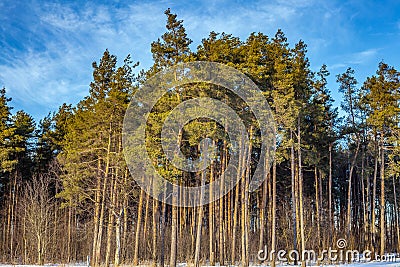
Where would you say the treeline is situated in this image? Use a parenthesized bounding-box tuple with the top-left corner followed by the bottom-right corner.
(1, 8, 400, 266)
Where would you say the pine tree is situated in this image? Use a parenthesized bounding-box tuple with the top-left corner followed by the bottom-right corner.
(57, 50, 136, 267)
(362, 62, 400, 256)
(337, 67, 361, 241)
(150, 9, 192, 267)
(0, 87, 15, 177)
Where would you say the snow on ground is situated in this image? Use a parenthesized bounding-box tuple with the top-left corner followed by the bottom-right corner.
(1, 261, 400, 267)
(0, 264, 88, 267)
(254, 262, 400, 267)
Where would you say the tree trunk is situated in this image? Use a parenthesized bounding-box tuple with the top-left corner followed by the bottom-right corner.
(361, 147, 369, 249)
(114, 208, 122, 267)
(160, 197, 167, 267)
(258, 156, 268, 262)
(271, 157, 277, 267)
(371, 139, 379, 255)
(170, 196, 178, 267)
(231, 179, 240, 265)
(95, 126, 113, 266)
(152, 198, 159, 266)
(219, 139, 226, 265)
(291, 131, 298, 265)
(122, 169, 129, 261)
(347, 140, 360, 239)
(194, 141, 208, 267)
(393, 175, 399, 252)
(133, 188, 144, 265)
(329, 143, 333, 247)
(298, 120, 306, 267)
(209, 162, 215, 265)
(241, 128, 252, 267)
(380, 141, 385, 257)
(105, 173, 116, 267)
(315, 166, 321, 251)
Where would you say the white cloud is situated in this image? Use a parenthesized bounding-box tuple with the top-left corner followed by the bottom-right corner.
(329, 63, 347, 70)
(348, 48, 379, 64)
(0, 1, 168, 118)
(0, 0, 377, 119)
(324, 48, 379, 74)
(0, 48, 88, 108)
(40, 4, 84, 31)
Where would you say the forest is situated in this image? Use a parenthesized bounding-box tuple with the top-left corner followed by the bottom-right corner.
(1, 8, 400, 267)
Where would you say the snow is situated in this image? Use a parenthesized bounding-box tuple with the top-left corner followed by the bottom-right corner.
(1, 261, 400, 267)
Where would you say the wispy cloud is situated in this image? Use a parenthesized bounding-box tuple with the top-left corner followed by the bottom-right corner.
(1, 0, 325, 119)
(329, 63, 347, 70)
(1, 0, 399, 119)
(348, 48, 379, 64)
(324, 48, 380, 73)
(0, 1, 167, 117)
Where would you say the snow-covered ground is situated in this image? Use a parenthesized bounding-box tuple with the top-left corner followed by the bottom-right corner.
(1, 262, 400, 267)
(0, 264, 88, 267)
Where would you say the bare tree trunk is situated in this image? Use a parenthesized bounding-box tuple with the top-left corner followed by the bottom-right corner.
(22, 174, 54, 266)
(122, 169, 129, 261)
(393, 175, 399, 252)
(380, 141, 385, 257)
(10, 172, 17, 262)
(365, 152, 370, 251)
(209, 162, 215, 265)
(194, 194, 204, 267)
(133, 188, 144, 265)
(143, 185, 151, 242)
(194, 141, 208, 267)
(219, 139, 226, 265)
(361, 147, 369, 250)
(152, 199, 159, 266)
(314, 167, 321, 251)
(169, 128, 183, 267)
(241, 128, 252, 267)
(271, 158, 277, 267)
(329, 143, 333, 247)
(92, 160, 102, 267)
(291, 131, 298, 265)
(67, 203, 72, 263)
(231, 180, 240, 265)
(298, 120, 306, 267)
(105, 171, 117, 267)
(231, 134, 244, 265)
(371, 140, 379, 256)
(96, 170, 108, 265)
(114, 209, 122, 267)
(170, 195, 178, 267)
(347, 141, 360, 240)
(160, 197, 167, 267)
(96, 128, 112, 266)
(258, 156, 269, 261)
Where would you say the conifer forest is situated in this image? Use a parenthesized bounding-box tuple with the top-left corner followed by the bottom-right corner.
(1, 8, 400, 267)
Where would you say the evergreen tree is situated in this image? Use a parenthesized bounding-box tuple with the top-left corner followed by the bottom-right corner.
(362, 62, 400, 256)
(337, 67, 361, 239)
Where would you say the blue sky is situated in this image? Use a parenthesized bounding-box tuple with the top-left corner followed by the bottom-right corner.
(1, 0, 399, 120)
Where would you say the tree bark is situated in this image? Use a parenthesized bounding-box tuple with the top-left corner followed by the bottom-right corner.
(298, 120, 306, 267)
(371, 139, 379, 255)
(393, 175, 399, 252)
(380, 141, 385, 257)
(133, 188, 144, 265)
(291, 131, 298, 265)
